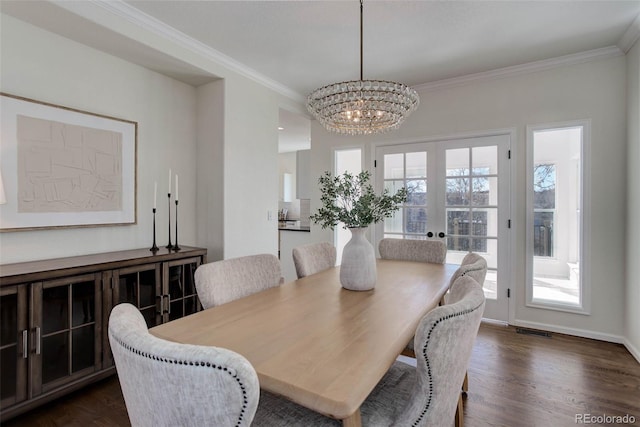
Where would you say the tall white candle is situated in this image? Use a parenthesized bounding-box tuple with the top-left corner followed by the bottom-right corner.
(175, 174, 179, 201)
(168, 169, 172, 194)
(154, 181, 157, 209)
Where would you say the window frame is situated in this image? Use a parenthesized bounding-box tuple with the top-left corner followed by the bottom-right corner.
(525, 120, 591, 315)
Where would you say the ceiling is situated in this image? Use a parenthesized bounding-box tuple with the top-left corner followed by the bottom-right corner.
(2, 1, 640, 152)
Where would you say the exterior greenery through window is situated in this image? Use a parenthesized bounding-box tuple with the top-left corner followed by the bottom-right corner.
(533, 164, 556, 257)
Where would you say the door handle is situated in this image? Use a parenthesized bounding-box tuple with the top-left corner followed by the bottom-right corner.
(22, 330, 28, 359)
(34, 327, 41, 355)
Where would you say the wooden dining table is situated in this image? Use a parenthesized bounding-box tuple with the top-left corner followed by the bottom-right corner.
(150, 259, 457, 427)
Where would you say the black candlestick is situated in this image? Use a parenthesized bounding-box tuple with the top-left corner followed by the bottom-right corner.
(166, 193, 173, 249)
(150, 208, 159, 252)
(174, 200, 181, 251)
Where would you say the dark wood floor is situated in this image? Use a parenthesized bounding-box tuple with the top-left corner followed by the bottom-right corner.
(4, 323, 639, 427)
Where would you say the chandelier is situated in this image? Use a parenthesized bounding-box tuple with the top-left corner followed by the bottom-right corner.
(307, 0, 419, 136)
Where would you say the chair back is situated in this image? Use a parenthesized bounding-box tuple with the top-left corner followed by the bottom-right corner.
(396, 276, 485, 427)
(108, 303, 259, 427)
(195, 254, 282, 308)
(292, 242, 337, 278)
(378, 238, 447, 264)
(450, 252, 488, 286)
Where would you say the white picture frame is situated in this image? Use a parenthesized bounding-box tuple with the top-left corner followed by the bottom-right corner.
(0, 93, 137, 231)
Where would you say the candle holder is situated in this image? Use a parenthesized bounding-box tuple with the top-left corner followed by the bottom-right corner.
(150, 208, 159, 252)
(174, 200, 181, 251)
(166, 193, 173, 249)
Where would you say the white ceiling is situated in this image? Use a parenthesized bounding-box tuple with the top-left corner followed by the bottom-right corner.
(3, 1, 640, 152)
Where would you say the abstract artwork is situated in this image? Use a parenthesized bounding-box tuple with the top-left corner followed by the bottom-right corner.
(1, 93, 137, 231)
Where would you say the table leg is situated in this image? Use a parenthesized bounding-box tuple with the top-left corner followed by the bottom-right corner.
(342, 409, 362, 427)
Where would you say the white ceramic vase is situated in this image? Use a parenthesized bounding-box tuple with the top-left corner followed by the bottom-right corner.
(339, 227, 377, 291)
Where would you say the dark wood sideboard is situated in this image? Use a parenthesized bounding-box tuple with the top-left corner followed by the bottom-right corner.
(0, 246, 207, 421)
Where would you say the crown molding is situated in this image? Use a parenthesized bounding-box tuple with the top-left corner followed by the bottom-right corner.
(56, 0, 305, 102)
(413, 46, 624, 93)
(618, 13, 640, 53)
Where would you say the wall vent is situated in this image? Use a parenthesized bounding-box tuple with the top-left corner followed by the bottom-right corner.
(516, 327, 552, 338)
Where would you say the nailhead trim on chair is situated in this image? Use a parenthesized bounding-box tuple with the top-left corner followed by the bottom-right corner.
(411, 300, 485, 427)
(113, 337, 250, 426)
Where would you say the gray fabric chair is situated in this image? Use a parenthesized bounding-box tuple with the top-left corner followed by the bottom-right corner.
(449, 252, 488, 288)
(292, 242, 337, 278)
(108, 303, 259, 427)
(194, 254, 282, 308)
(378, 238, 447, 264)
(253, 275, 485, 427)
(378, 238, 448, 358)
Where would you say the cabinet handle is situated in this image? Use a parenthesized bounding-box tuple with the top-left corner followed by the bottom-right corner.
(34, 327, 41, 355)
(165, 294, 171, 315)
(22, 330, 28, 359)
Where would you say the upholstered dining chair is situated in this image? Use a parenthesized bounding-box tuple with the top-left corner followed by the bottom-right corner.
(446, 252, 487, 402)
(378, 237, 447, 264)
(252, 275, 485, 427)
(194, 253, 282, 308)
(108, 303, 259, 427)
(378, 238, 448, 359)
(292, 242, 337, 278)
(449, 252, 488, 288)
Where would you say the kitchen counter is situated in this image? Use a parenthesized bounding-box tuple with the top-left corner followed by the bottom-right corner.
(278, 221, 310, 232)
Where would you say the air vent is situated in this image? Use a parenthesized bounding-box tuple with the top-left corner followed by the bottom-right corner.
(516, 327, 552, 338)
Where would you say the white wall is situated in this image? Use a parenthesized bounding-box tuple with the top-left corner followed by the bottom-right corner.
(310, 54, 628, 340)
(1, 10, 288, 265)
(221, 74, 280, 259)
(196, 80, 224, 261)
(0, 14, 198, 263)
(626, 38, 640, 360)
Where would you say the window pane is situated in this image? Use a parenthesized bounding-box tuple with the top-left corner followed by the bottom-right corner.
(447, 209, 469, 236)
(533, 212, 554, 257)
(384, 208, 403, 233)
(406, 152, 426, 178)
(405, 207, 427, 234)
(385, 180, 404, 196)
(474, 208, 498, 237)
(406, 180, 427, 206)
(384, 153, 404, 179)
(533, 164, 556, 209)
(472, 146, 497, 175)
(446, 148, 469, 176)
(530, 127, 582, 307)
(471, 177, 497, 206)
(446, 178, 469, 206)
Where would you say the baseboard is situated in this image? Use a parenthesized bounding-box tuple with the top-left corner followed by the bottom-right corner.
(623, 338, 640, 364)
(510, 319, 625, 344)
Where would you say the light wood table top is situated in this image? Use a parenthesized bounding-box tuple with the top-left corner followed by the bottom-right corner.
(150, 259, 457, 426)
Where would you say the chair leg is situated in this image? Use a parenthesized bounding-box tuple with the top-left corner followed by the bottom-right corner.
(455, 394, 464, 427)
(462, 371, 468, 393)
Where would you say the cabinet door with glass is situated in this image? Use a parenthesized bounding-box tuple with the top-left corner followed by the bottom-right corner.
(0, 286, 28, 410)
(163, 257, 202, 322)
(30, 274, 102, 397)
(111, 264, 162, 328)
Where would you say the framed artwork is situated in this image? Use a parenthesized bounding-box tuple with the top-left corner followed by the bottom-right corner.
(0, 93, 137, 231)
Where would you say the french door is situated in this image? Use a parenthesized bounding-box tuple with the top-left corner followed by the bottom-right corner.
(374, 134, 511, 321)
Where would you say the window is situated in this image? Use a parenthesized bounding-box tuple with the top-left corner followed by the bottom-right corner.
(533, 164, 556, 257)
(527, 123, 588, 312)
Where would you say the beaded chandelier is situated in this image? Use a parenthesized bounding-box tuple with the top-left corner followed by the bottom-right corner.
(307, 0, 419, 136)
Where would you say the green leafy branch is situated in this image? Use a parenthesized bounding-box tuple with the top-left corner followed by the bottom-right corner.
(309, 170, 408, 230)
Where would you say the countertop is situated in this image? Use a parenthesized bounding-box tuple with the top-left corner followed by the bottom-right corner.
(278, 221, 310, 232)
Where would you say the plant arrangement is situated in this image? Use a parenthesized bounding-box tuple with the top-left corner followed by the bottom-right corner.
(309, 170, 408, 230)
